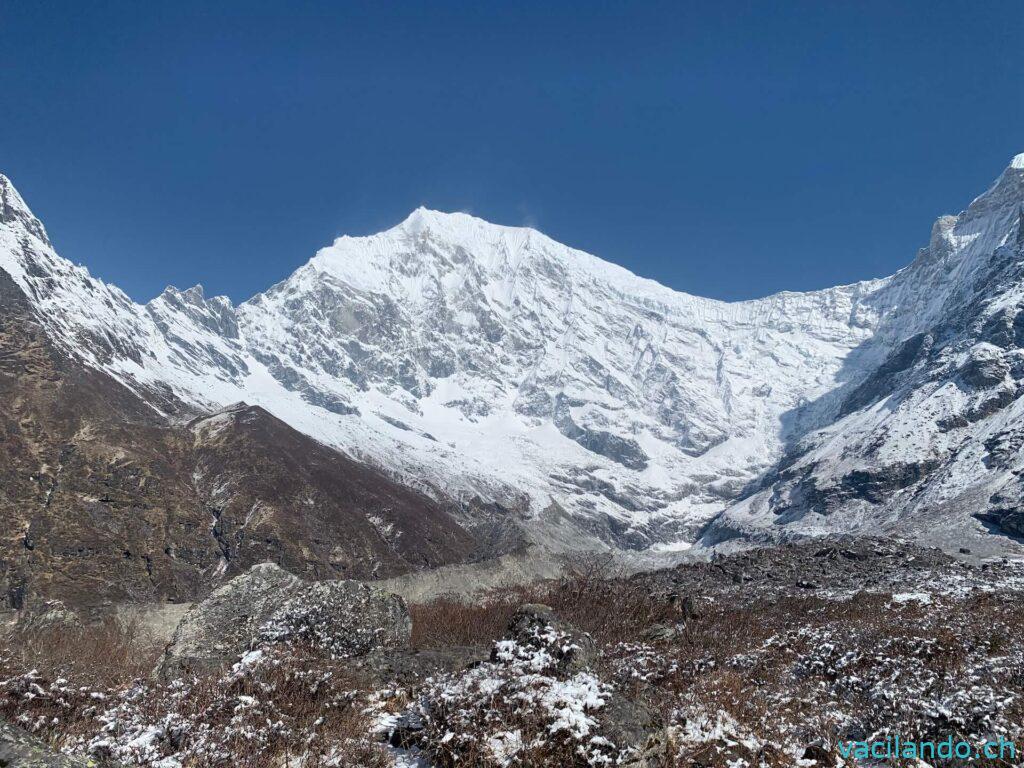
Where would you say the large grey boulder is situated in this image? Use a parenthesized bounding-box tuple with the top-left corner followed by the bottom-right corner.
(156, 562, 411, 679)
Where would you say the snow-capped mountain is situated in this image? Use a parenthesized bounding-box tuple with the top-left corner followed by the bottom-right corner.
(2, 155, 1024, 554)
(704, 156, 1024, 553)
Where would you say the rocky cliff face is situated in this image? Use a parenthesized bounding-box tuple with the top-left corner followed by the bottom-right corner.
(3, 156, 1024, 560)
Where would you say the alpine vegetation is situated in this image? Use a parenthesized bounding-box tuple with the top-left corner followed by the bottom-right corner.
(2, 541, 1022, 766)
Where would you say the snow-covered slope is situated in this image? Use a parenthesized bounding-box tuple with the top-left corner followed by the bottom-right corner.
(703, 156, 1024, 554)
(3, 156, 1023, 552)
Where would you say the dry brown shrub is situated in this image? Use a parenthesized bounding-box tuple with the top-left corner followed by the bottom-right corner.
(2, 616, 162, 688)
(410, 559, 680, 650)
(0, 642, 391, 768)
(151, 651, 390, 767)
(409, 593, 520, 648)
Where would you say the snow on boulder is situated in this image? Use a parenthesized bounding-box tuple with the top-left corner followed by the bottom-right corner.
(155, 562, 411, 679)
(391, 603, 665, 766)
(499, 603, 599, 674)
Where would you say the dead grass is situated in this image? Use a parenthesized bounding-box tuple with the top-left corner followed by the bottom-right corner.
(2, 616, 162, 688)
(411, 554, 679, 649)
(410, 594, 519, 648)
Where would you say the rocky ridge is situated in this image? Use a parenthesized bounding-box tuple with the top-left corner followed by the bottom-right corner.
(0, 259, 485, 614)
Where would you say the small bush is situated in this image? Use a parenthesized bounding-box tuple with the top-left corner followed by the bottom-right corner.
(410, 559, 679, 650)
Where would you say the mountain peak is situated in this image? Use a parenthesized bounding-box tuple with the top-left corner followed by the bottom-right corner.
(4, 159, 1024, 556)
(390, 206, 521, 238)
(0, 173, 50, 246)
(157, 284, 208, 303)
(986, 152, 1024, 197)
(395, 205, 443, 235)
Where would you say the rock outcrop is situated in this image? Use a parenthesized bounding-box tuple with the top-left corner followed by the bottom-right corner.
(500, 603, 598, 673)
(156, 563, 411, 679)
(391, 601, 666, 765)
(0, 721, 105, 768)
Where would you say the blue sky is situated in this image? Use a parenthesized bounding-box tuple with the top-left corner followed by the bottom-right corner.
(1, 1, 1022, 303)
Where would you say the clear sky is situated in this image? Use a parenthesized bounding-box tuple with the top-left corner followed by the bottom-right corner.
(2, 1, 1022, 303)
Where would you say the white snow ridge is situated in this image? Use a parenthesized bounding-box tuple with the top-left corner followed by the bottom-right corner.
(2, 155, 1024, 555)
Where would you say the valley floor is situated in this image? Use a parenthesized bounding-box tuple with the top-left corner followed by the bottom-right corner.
(2, 537, 1022, 767)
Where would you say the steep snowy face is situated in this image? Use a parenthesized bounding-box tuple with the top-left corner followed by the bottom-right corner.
(704, 157, 1024, 554)
(235, 208, 888, 544)
(872, 156, 1024, 341)
(2, 156, 1023, 552)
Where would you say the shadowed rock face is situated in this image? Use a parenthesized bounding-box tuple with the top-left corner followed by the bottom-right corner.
(0, 268, 484, 615)
(0, 721, 101, 767)
(552, 394, 649, 471)
(977, 482, 1024, 539)
(838, 332, 932, 417)
(186, 401, 483, 580)
(0, 267, 206, 613)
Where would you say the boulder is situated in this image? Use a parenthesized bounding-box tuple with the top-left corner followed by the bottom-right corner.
(600, 697, 664, 765)
(802, 744, 836, 767)
(499, 603, 598, 673)
(12, 599, 81, 634)
(641, 623, 678, 643)
(258, 579, 412, 658)
(617, 730, 674, 768)
(156, 562, 410, 679)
